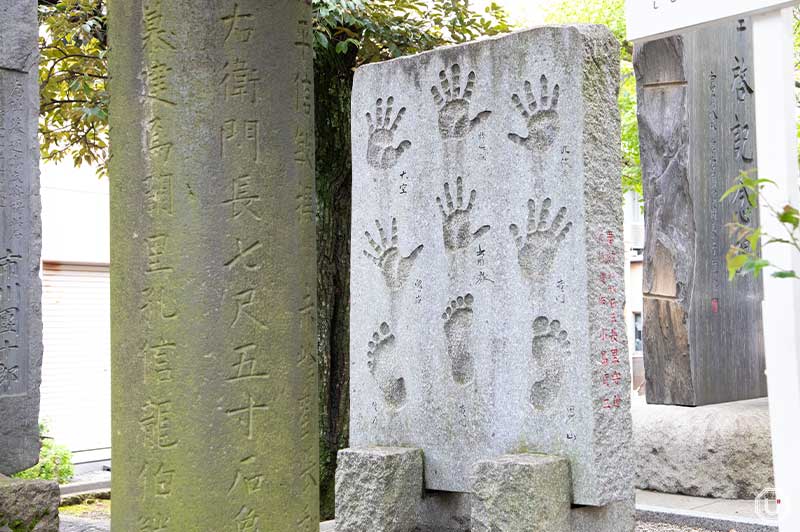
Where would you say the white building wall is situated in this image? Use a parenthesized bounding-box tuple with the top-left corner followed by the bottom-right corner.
(39, 161, 111, 463)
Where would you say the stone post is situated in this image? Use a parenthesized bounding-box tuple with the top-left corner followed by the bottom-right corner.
(635, 18, 767, 406)
(0, 0, 43, 476)
(109, 1, 318, 529)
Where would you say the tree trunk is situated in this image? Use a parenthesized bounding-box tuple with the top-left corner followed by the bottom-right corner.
(315, 51, 356, 520)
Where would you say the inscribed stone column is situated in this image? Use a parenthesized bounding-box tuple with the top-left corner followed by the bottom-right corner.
(635, 18, 767, 406)
(109, 1, 318, 529)
(0, 0, 44, 475)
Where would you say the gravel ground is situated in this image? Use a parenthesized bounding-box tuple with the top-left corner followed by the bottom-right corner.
(635, 524, 725, 532)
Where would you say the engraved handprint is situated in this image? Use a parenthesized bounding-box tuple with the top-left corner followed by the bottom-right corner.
(363, 218, 424, 291)
(431, 64, 492, 140)
(366, 97, 412, 170)
(508, 75, 561, 155)
(436, 177, 491, 252)
(510, 198, 572, 281)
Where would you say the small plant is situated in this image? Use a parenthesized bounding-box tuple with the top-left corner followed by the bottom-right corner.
(723, 173, 799, 280)
(12, 423, 74, 485)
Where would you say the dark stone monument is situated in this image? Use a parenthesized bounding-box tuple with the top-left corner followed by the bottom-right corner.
(109, 0, 318, 528)
(635, 17, 767, 406)
(0, 0, 44, 475)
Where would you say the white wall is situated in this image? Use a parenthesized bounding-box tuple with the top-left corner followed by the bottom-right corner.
(40, 161, 109, 264)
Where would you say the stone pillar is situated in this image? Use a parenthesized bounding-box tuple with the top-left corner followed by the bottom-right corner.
(0, 0, 43, 476)
(635, 18, 767, 406)
(335, 447, 423, 532)
(109, 1, 318, 529)
(471, 454, 571, 532)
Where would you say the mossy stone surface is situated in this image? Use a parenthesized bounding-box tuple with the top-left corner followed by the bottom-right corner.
(0, 476, 59, 532)
(109, 1, 318, 528)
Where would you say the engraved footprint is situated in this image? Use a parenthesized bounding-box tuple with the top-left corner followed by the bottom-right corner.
(366, 97, 412, 169)
(367, 323, 407, 409)
(431, 64, 492, 139)
(436, 177, 491, 252)
(508, 75, 561, 155)
(363, 218, 424, 291)
(442, 294, 475, 385)
(529, 317, 570, 411)
(510, 198, 572, 282)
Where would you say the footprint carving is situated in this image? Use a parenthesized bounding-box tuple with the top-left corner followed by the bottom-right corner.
(366, 97, 411, 169)
(363, 218, 424, 291)
(529, 317, 569, 411)
(431, 64, 492, 139)
(367, 323, 407, 409)
(436, 177, 491, 252)
(510, 198, 572, 281)
(442, 294, 475, 385)
(508, 75, 561, 155)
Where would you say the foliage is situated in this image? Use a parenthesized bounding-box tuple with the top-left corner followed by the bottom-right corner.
(313, 0, 511, 65)
(12, 424, 74, 485)
(544, 0, 641, 196)
(723, 174, 799, 280)
(38, 0, 108, 175)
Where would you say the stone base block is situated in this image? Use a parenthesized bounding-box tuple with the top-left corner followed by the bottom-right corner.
(571, 498, 635, 532)
(0, 475, 59, 532)
(634, 397, 773, 498)
(470, 454, 572, 532)
(335, 447, 423, 532)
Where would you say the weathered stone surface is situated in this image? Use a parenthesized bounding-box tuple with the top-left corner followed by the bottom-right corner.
(0, 0, 43, 476)
(0, 476, 59, 532)
(633, 397, 773, 499)
(109, 1, 318, 528)
(635, 18, 766, 406)
(571, 498, 635, 532)
(471, 454, 571, 532)
(335, 447, 423, 532)
(0, 1, 37, 72)
(350, 25, 632, 506)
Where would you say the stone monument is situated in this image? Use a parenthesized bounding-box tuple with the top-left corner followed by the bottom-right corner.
(0, 2, 61, 530)
(635, 18, 767, 406)
(340, 25, 634, 531)
(0, 0, 43, 477)
(109, 1, 318, 529)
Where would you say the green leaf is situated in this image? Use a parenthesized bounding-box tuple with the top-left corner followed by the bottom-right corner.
(773, 270, 798, 279)
(726, 253, 749, 280)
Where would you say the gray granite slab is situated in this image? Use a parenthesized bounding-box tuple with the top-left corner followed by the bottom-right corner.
(350, 25, 632, 506)
(0, 0, 43, 475)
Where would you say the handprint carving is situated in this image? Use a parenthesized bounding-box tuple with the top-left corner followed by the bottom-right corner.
(436, 177, 491, 252)
(363, 218, 424, 291)
(366, 97, 412, 170)
(509, 198, 572, 281)
(431, 64, 492, 139)
(508, 75, 561, 155)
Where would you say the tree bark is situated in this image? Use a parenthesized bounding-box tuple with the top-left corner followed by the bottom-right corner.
(315, 50, 357, 520)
